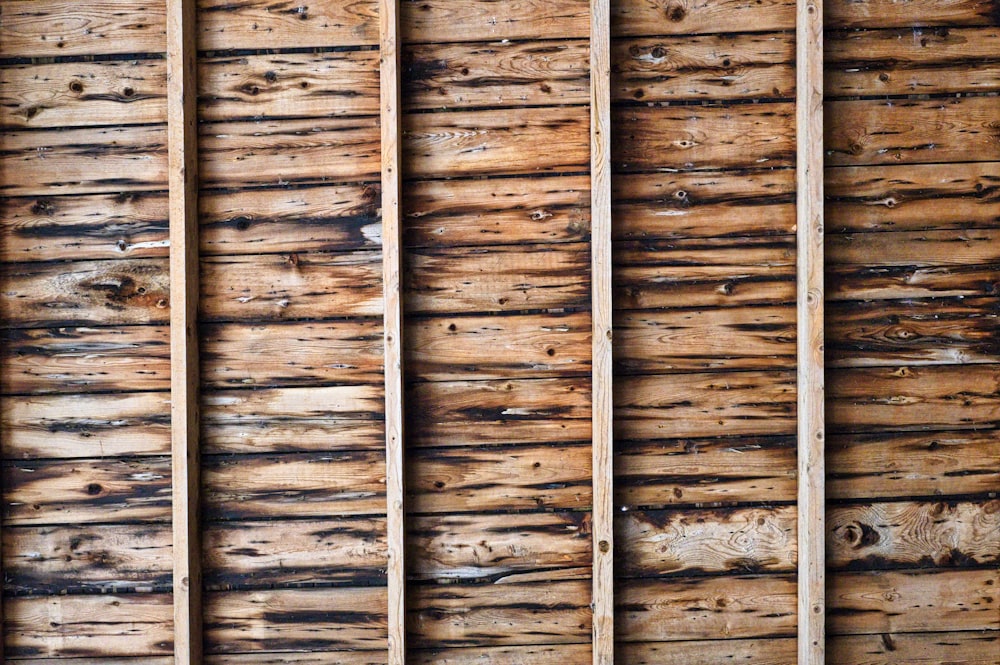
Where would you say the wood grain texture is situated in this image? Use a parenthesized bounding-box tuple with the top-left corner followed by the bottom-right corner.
(197, 0, 378, 50)
(825, 0, 1000, 28)
(611, 0, 795, 36)
(0, 60, 166, 129)
(617, 638, 796, 665)
(207, 654, 388, 665)
(400, 0, 589, 43)
(827, 228, 1000, 267)
(410, 645, 592, 665)
(827, 630, 1000, 665)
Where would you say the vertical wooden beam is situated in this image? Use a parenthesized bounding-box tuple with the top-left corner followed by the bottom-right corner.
(797, 0, 825, 662)
(380, 0, 406, 663)
(590, 0, 613, 663)
(167, 0, 202, 662)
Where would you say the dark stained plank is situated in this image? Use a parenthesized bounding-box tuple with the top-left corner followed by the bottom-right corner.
(825, 0, 1000, 29)
(611, 0, 795, 37)
(400, 0, 589, 44)
(197, 0, 378, 50)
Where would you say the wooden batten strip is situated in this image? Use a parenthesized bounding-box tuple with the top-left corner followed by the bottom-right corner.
(167, 0, 202, 663)
(796, 0, 826, 663)
(590, 0, 614, 663)
(380, 0, 406, 663)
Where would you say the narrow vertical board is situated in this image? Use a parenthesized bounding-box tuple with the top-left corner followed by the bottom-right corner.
(591, 0, 613, 663)
(797, 0, 825, 663)
(380, 1, 406, 663)
(167, 0, 202, 662)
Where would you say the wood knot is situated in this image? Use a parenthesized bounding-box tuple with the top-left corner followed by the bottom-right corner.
(666, 4, 686, 21)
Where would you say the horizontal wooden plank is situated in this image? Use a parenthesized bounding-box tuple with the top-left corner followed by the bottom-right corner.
(200, 250, 382, 322)
(2, 325, 170, 395)
(201, 385, 383, 454)
(400, 0, 589, 43)
(617, 638, 796, 665)
(2, 391, 170, 459)
(407, 443, 592, 513)
(0, 191, 169, 263)
(828, 364, 1000, 432)
(828, 228, 1000, 267)
(407, 511, 590, 582)
(403, 175, 590, 248)
(614, 103, 796, 172)
(616, 370, 797, 441)
(828, 568, 999, 635)
(612, 169, 796, 239)
(200, 117, 380, 188)
(825, 161, 1000, 234)
(4, 594, 173, 658)
(203, 517, 387, 589)
(0, 60, 166, 129)
(615, 436, 798, 507)
(207, 655, 388, 665)
(406, 311, 590, 382)
(203, 451, 385, 520)
(828, 630, 1000, 665)
(826, 0, 999, 28)
(1, 258, 170, 329)
(826, 27, 1000, 96)
(617, 574, 797, 642)
(611, 0, 795, 37)
(410, 645, 592, 665)
(3, 456, 171, 525)
(408, 580, 591, 647)
(405, 40, 589, 110)
(612, 33, 794, 103)
(199, 51, 380, 121)
(827, 297, 1000, 367)
(0, 0, 166, 58)
(197, 0, 378, 50)
(406, 242, 590, 315)
(204, 587, 387, 653)
(0, 125, 167, 197)
(201, 319, 383, 389)
(407, 377, 591, 447)
(13, 658, 174, 665)
(827, 264, 1000, 302)
(618, 506, 796, 577)
(828, 500, 1000, 571)
(828, 429, 1000, 500)
(615, 305, 796, 374)
(826, 96, 1000, 167)
(405, 106, 589, 178)
(3, 523, 171, 594)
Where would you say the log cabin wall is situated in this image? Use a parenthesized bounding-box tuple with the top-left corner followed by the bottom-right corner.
(0, 0, 997, 664)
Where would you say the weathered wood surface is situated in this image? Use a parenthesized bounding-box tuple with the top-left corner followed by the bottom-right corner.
(404, 106, 589, 178)
(202, 451, 386, 519)
(0, 126, 167, 197)
(0, 0, 167, 57)
(615, 436, 798, 507)
(825, 161, 1000, 234)
(826, 96, 1000, 168)
(199, 51, 380, 121)
(203, 517, 387, 588)
(617, 574, 797, 641)
(204, 587, 387, 653)
(615, 306, 796, 373)
(1, 325, 170, 395)
(827, 500, 1000, 570)
(406, 312, 590, 382)
(15, 659, 175, 665)
(828, 228, 1000, 268)
(407, 378, 591, 447)
(197, 0, 378, 50)
(613, 103, 796, 172)
(617, 506, 797, 577)
(827, 364, 1000, 432)
(3, 456, 172, 525)
(4, 594, 173, 658)
(826, 0, 1000, 28)
(209, 655, 388, 665)
(200, 251, 382, 322)
(404, 40, 590, 110)
(618, 638, 796, 665)
(3, 523, 171, 594)
(407, 443, 592, 513)
(828, 630, 1000, 665)
(612, 170, 796, 239)
(612, 33, 794, 102)
(828, 429, 1000, 500)
(826, 27, 1000, 96)
(411, 645, 592, 665)
(201, 319, 383, 389)
(827, 568, 999, 635)
(0, 61, 167, 129)
(611, 0, 795, 36)
(827, 297, 1000, 367)
(615, 370, 797, 440)
(2, 391, 170, 459)
(400, 0, 589, 43)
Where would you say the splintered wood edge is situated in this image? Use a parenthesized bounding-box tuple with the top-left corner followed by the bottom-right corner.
(381, 0, 407, 663)
(168, 0, 203, 662)
(797, 0, 826, 663)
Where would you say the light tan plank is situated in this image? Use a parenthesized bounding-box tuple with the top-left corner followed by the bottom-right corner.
(828, 630, 999, 665)
(197, 0, 378, 50)
(611, 0, 795, 36)
(401, 0, 589, 43)
(826, 0, 999, 28)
